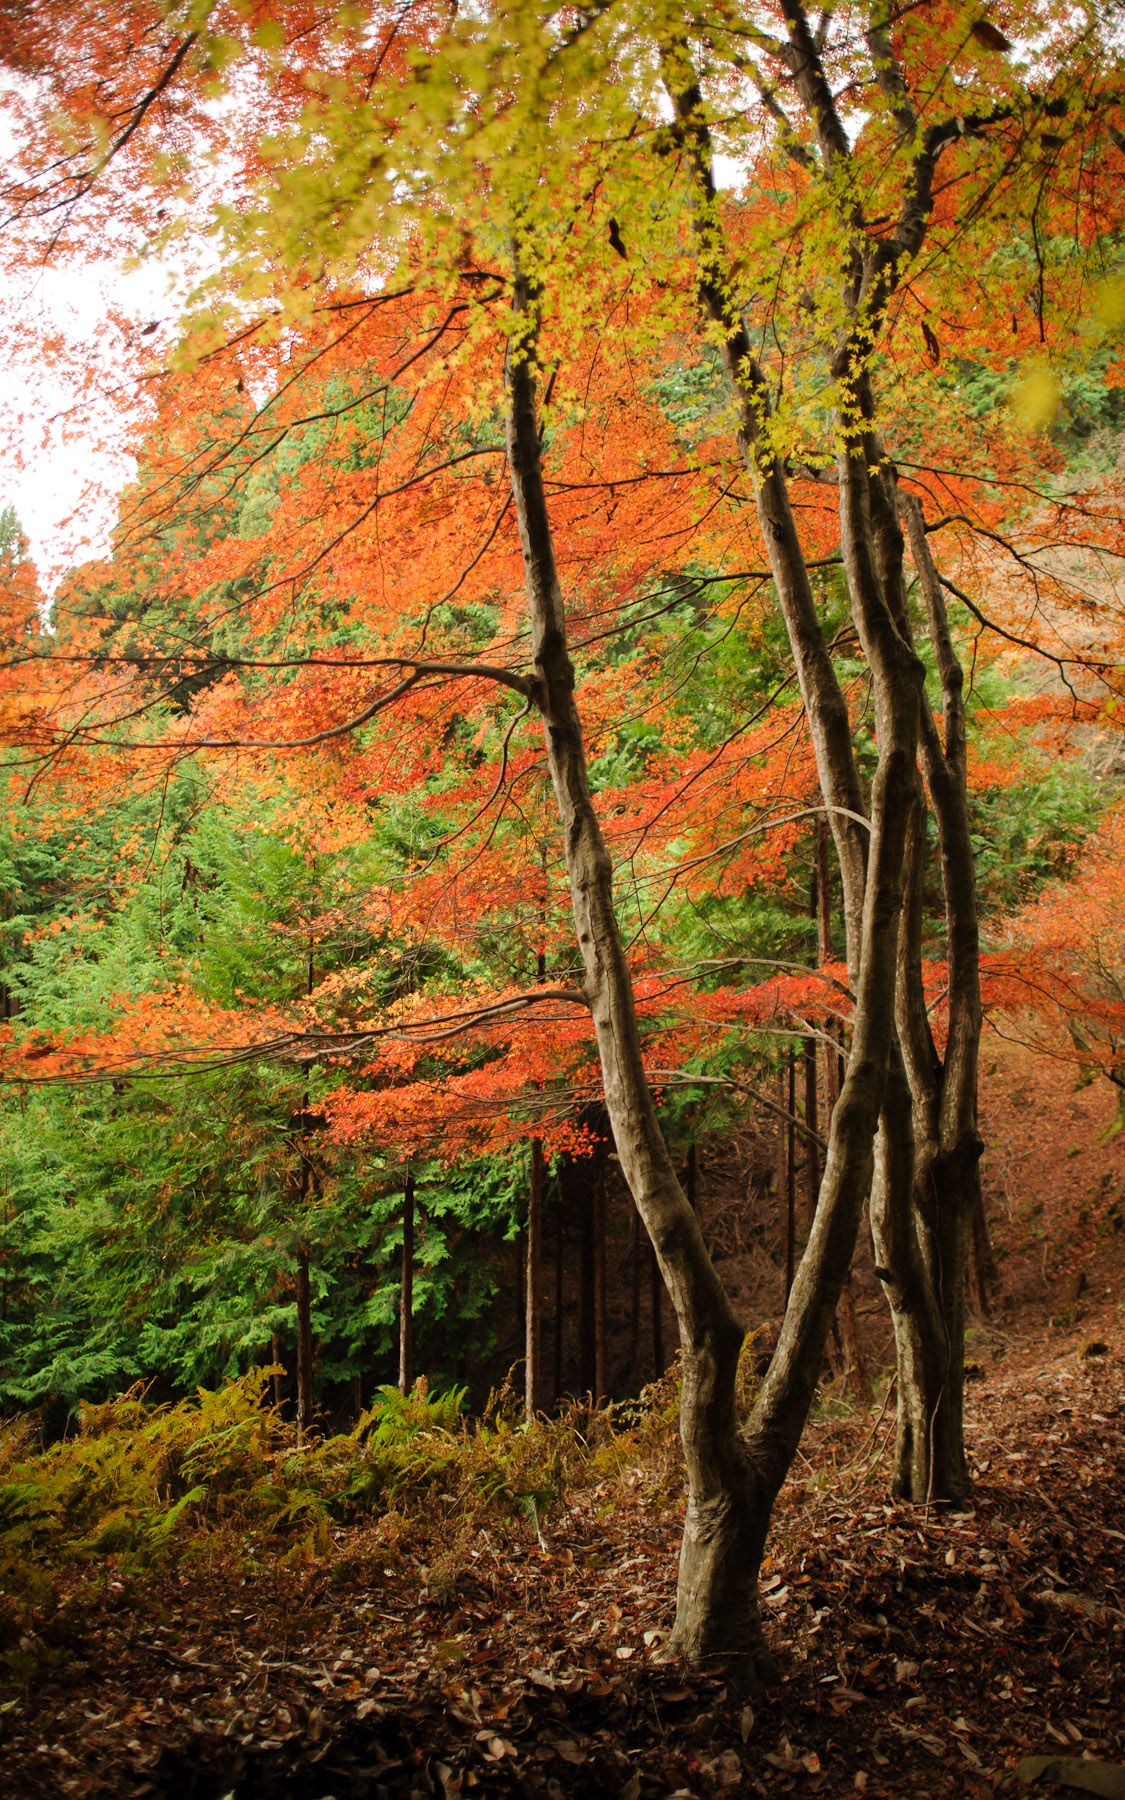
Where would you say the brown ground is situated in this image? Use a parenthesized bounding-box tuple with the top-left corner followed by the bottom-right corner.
(3, 1036, 1122, 1799)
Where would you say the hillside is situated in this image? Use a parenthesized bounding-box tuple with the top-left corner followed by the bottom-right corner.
(2, 1036, 1120, 1799)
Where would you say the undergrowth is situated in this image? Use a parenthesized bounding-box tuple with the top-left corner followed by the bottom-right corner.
(0, 1364, 702, 1680)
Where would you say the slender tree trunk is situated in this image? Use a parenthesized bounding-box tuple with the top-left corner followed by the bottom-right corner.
(554, 1188, 565, 1402)
(628, 1209, 641, 1386)
(526, 1137, 544, 1418)
(295, 1242, 314, 1439)
(816, 820, 870, 1398)
(398, 1170, 414, 1397)
(505, 278, 767, 1679)
(970, 1190, 997, 1316)
(270, 1333, 284, 1413)
(803, 1039, 819, 1235)
(649, 1241, 666, 1378)
(575, 1162, 597, 1395)
(593, 1162, 608, 1403)
(784, 1047, 797, 1302)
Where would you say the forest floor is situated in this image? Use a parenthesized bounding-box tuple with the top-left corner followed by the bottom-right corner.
(2, 1310, 1121, 1798)
(3, 1036, 1124, 1800)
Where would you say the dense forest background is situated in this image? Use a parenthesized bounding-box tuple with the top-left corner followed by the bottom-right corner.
(0, 313, 1119, 1431)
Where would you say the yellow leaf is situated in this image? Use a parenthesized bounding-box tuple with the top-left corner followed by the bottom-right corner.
(1010, 365, 1060, 432)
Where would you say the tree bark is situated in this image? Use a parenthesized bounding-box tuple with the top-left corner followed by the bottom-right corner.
(628, 1208, 641, 1386)
(553, 1185, 565, 1401)
(650, 1240, 666, 1379)
(802, 1038, 819, 1236)
(398, 1170, 414, 1397)
(663, 36, 981, 1503)
(874, 497, 983, 1502)
(295, 1242, 314, 1439)
(593, 1160, 608, 1403)
(816, 820, 870, 1400)
(505, 218, 928, 1676)
(575, 1159, 596, 1395)
(505, 272, 769, 1681)
(783, 1049, 797, 1301)
(969, 1190, 997, 1316)
(526, 1137, 544, 1418)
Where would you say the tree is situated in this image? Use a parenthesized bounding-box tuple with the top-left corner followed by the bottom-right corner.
(1, 0, 1121, 1689)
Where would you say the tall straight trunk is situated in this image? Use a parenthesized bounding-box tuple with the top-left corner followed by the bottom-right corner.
(650, 1240, 666, 1378)
(593, 1162, 608, 1403)
(816, 821, 869, 1398)
(505, 257, 920, 1684)
(576, 1162, 596, 1395)
(802, 1040, 819, 1235)
(294, 939, 317, 1440)
(628, 1209, 642, 1385)
(295, 1242, 314, 1439)
(526, 1137, 544, 1418)
(685, 1140, 699, 1215)
(526, 907, 548, 1417)
(781, 1051, 797, 1300)
(553, 1191, 565, 1401)
(970, 1191, 997, 1316)
(398, 1170, 414, 1397)
(270, 1332, 284, 1413)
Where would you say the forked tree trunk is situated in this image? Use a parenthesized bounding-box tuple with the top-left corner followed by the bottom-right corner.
(869, 495, 983, 1502)
(662, 24, 986, 1507)
(525, 1138, 544, 1418)
(398, 1170, 414, 1397)
(505, 260, 921, 1684)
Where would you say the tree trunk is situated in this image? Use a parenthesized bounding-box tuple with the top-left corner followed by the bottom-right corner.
(505, 275, 770, 1681)
(270, 1332, 284, 1413)
(661, 24, 982, 1516)
(628, 1208, 641, 1386)
(802, 1037, 819, 1236)
(593, 1161, 608, 1403)
(554, 1186, 565, 1401)
(650, 1240, 666, 1379)
(575, 1160, 596, 1395)
(506, 235, 924, 1678)
(526, 1137, 544, 1418)
(398, 1170, 414, 1397)
(969, 1189, 997, 1316)
(295, 1242, 314, 1439)
(879, 497, 983, 1502)
(816, 820, 870, 1399)
(784, 1047, 797, 1302)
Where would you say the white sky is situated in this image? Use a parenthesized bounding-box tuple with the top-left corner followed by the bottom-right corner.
(0, 251, 183, 584)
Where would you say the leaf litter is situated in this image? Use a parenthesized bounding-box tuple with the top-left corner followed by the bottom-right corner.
(0, 1326, 1120, 1798)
